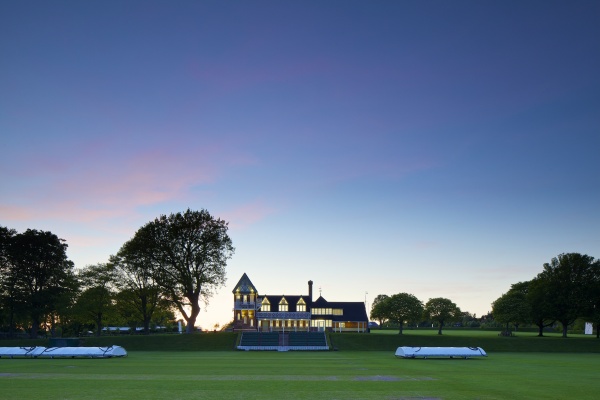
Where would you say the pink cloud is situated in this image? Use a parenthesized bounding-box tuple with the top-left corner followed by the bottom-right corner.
(1, 135, 258, 226)
(0, 204, 35, 221)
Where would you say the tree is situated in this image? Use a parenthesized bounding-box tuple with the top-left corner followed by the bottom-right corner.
(387, 293, 424, 334)
(74, 263, 119, 336)
(492, 291, 530, 334)
(517, 279, 555, 337)
(122, 209, 234, 334)
(424, 297, 462, 335)
(582, 265, 600, 339)
(5, 229, 75, 338)
(537, 253, 599, 338)
(370, 294, 390, 328)
(0, 226, 18, 336)
(112, 249, 163, 334)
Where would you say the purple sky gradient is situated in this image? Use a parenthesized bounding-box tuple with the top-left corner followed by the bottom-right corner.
(1, 1, 599, 328)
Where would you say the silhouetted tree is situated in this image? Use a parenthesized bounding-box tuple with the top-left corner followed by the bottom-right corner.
(111, 249, 163, 334)
(3, 229, 75, 338)
(74, 263, 119, 336)
(537, 253, 600, 338)
(492, 290, 530, 334)
(122, 209, 234, 334)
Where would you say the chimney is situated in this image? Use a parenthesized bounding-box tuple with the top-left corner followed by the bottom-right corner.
(308, 280, 313, 304)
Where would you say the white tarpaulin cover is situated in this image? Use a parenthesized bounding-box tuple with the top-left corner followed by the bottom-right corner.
(0, 346, 127, 358)
(395, 346, 487, 359)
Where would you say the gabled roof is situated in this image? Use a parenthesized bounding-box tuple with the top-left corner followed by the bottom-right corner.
(261, 295, 307, 312)
(232, 273, 258, 294)
(312, 296, 368, 322)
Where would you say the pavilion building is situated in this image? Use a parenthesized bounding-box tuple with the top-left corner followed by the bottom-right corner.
(232, 273, 369, 332)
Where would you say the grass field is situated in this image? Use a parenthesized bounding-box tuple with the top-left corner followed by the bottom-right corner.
(2, 330, 600, 399)
(1, 351, 599, 399)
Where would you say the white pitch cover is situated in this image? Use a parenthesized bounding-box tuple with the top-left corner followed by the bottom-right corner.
(0, 346, 127, 358)
(395, 346, 487, 358)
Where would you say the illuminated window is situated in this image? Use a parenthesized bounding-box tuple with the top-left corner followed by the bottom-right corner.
(279, 297, 288, 312)
(261, 298, 270, 312)
(297, 298, 306, 312)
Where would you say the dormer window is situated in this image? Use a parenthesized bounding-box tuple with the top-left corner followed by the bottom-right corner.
(279, 297, 288, 312)
(297, 298, 306, 312)
(261, 297, 271, 312)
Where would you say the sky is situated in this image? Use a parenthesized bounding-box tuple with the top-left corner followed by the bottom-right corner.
(1, 0, 599, 329)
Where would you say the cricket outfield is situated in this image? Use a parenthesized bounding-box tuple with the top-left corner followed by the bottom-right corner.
(1, 350, 598, 399)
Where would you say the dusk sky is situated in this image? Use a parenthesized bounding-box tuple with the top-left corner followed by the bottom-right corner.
(1, 1, 599, 329)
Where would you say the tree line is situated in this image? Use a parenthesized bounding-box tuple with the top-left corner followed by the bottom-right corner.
(370, 252, 600, 338)
(491, 253, 600, 338)
(0, 209, 234, 338)
(370, 293, 462, 335)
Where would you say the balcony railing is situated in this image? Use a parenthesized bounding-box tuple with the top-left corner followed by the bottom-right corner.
(256, 311, 311, 320)
(234, 301, 259, 310)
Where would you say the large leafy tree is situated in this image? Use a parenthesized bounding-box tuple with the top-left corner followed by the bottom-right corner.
(423, 297, 462, 335)
(516, 279, 555, 337)
(387, 293, 424, 334)
(123, 209, 234, 334)
(111, 249, 163, 334)
(537, 253, 600, 338)
(369, 294, 390, 328)
(0, 226, 19, 335)
(4, 229, 75, 338)
(492, 290, 530, 334)
(74, 263, 119, 336)
(114, 289, 176, 331)
(582, 265, 600, 339)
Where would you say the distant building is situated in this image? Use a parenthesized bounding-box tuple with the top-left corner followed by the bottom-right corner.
(232, 273, 369, 332)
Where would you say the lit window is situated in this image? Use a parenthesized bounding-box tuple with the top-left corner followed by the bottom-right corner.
(279, 297, 288, 312)
(261, 298, 270, 312)
(297, 298, 306, 312)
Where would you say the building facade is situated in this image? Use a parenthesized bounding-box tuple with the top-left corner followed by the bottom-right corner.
(232, 273, 369, 332)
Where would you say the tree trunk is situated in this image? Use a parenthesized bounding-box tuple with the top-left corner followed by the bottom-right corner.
(95, 313, 103, 337)
(143, 315, 151, 334)
(184, 295, 201, 334)
(141, 295, 151, 334)
(561, 321, 568, 338)
(536, 323, 544, 337)
(438, 321, 443, 335)
(398, 321, 404, 335)
(29, 316, 40, 339)
(8, 300, 15, 339)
